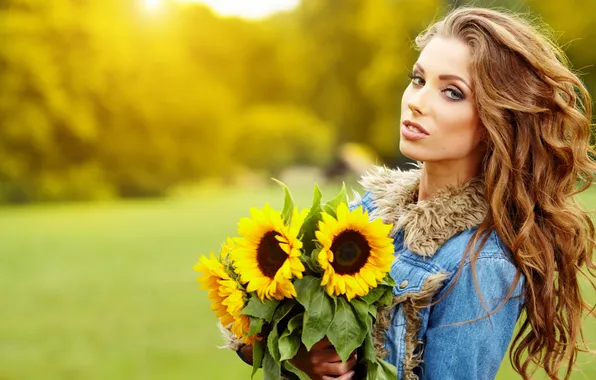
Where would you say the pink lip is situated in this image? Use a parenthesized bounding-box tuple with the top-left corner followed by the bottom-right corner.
(401, 120, 429, 140)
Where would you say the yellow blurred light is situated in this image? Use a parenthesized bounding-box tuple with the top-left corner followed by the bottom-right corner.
(176, 0, 300, 19)
(144, 0, 163, 12)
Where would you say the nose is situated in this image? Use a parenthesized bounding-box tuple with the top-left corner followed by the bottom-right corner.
(407, 87, 428, 115)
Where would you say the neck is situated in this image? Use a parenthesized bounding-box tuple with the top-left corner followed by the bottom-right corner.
(418, 160, 481, 201)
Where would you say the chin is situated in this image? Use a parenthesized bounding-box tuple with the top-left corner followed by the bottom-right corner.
(399, 140, 427, 162)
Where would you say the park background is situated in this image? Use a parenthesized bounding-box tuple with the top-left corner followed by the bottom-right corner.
(1, 0, 595, 378)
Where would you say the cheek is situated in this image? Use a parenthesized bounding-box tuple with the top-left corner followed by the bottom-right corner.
(440, 106, 482, 147)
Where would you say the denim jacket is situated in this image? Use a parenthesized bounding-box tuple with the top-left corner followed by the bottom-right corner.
(358, 166, 525, 380)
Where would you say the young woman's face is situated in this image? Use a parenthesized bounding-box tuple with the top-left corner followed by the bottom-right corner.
(399, 36, 484, 166)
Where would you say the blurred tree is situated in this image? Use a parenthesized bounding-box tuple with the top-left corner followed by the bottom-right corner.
(524, 0, 596, 101)
(0, 0, 108, 201)
(0, 1, 242, 200)
(92, 5, 240, 197)
(232, 104, 335, 177)
(290, 0, 376, 148)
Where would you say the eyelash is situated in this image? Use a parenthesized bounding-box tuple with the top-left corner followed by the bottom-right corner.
(407, 72, 465, 101)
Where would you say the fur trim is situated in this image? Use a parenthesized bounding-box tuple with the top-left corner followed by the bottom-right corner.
(218, 322, 244, 351)
(360, 166, 488, 257)
(372, 271, 450, 380)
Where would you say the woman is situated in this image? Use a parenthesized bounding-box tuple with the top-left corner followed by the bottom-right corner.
(228, 7, 596, 380)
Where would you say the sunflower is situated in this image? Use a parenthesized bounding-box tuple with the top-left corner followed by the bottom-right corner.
(231, 204, 306, 301)
(231, 314, 258, 345)
(315, 203, 394, 301)
(194, 253, 246, 328)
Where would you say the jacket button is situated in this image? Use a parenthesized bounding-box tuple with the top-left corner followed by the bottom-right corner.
(399, 280, 409, 289)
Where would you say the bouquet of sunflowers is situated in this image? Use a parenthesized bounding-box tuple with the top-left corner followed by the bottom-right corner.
(194, 182, 398, 379)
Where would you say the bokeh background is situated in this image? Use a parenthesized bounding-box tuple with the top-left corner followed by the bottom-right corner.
(1, 0, 595, 379)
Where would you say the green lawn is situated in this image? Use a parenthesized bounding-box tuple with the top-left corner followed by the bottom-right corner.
(1, 184, 595, 380)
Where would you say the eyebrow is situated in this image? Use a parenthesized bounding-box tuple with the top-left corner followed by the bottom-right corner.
(414, 63, 471, 90)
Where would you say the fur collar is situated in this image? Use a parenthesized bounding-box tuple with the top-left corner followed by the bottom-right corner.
(359, 165, 488, 257)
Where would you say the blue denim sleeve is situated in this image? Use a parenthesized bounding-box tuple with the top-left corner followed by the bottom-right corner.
(419, 256, 524, 380)
(350, 191, 375, 213)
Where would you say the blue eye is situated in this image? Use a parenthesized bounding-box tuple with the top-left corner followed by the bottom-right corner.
(408, 72, 466, 101)
(444, 87, 465, 101)
(408, 72, 425, 86)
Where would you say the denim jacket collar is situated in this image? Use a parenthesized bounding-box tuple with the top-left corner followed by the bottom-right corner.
(359, 165, 488, 257)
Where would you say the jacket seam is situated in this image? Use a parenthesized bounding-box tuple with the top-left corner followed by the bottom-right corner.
(433, 255, 519, 301)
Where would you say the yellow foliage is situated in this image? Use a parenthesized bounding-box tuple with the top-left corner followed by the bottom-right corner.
(0, 0, 593, 202)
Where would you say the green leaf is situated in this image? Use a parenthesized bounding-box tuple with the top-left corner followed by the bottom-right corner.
(272, 178, 294, 226)
(263, 349, 281, 380)
(376, 358, 398, 380)
(271, 299, 298, 323)
(380, 274, 397, 287)
(279, 328, 301, 361)
(267, 300, 297, 362)
(359, 286, 386, 305)
(284, 313, 304, 335)
(301, 253, 320, 274)
(294, 276, 335, 350)
(304, 248, 323, 273)
(240, 297, 280, 323)
(294, 276, 320, 307)
(351, 298, 373, 331)
(322, 182, 347, 217)
(278, 314, 303, 360)
(299, 185, 324, 254)
(366, 361, 379, 380)
(327, 297, 367, 362)
(283, 361, 311, 380)
(362, 332, 377, 364)
(251, 341, 264, 380)
(308, 184, 323, 213)
(378, 287, 394, 307)
(267, 321, 281, 362)
(368, 303, 377, 319)
(249, 317, 264, 336)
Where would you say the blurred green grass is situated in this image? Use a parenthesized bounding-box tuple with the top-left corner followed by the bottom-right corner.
(1, 184, 595, 380)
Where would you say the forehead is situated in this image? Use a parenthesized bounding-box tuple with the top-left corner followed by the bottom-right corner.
(417, 36, 472, 79)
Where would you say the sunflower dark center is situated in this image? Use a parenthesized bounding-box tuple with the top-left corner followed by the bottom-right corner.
(330, 229, 371, 275)
(257, 231, 287, 278)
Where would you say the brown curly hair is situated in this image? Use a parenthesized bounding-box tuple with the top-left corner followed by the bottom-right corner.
(415, 7, 596, 379)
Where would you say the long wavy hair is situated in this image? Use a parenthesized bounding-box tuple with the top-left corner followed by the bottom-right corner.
(415, 7, 596, 379)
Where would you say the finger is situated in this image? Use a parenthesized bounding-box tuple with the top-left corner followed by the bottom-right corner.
(317, 349, 341, 363)
(322, 370, 354, 380)
(346, 351, 358, 369)
(319, 348, 357, 365)
(328, 349, 358, 363)
(318, 354, 358, 376)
